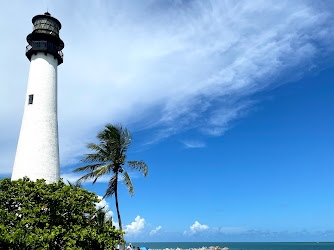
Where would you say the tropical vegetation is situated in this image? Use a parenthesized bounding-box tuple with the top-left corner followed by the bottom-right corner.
(0, 177, 123, 249)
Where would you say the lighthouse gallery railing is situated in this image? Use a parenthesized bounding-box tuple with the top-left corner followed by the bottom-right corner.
(26, 41, 63, 61)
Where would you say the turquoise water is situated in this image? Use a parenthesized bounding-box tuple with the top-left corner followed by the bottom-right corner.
(132, 242, 334, 250)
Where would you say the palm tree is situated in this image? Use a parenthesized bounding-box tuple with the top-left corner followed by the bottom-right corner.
(66, 180, 82, 189)
(91, 206, 112, 232)
(73, 124, 148, 242)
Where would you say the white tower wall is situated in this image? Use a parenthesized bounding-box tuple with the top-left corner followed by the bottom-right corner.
(12, 52, 60, 183)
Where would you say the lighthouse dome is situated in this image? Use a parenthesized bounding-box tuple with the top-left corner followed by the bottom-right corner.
(25, 12, 64, 65)
(32, 12, 61, 37)
(27, 12, 64, 50)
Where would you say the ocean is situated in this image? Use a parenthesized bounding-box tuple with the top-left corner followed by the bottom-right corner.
(132, 242, 334, 250)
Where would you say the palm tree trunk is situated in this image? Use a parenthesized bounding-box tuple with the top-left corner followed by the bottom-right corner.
(115, 173, 125, 250)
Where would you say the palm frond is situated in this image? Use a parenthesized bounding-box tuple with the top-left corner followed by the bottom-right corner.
(127, 160, 148, 177)
(120, 127, 132, 153)
(90, 206, 112, 230)
(93, 163, 113, 176)
(77, 163, 113, 185)
(81, 154, 103, 163)
(72, 163, 102, 173)
(92, 177, 99, 185)
(103, 175, 117, 199)
(89, 205, 104, 221)
(99, 124, 132, 155)
(122, 170, 134, 197)
(86, 142, 104, 151)
(96, 125, 125, 162)
(81, 163, 112, 184)
(76, 171, 98, 184)
(67, 180, 82, 188)
(97, 208, 111, 224)
(79, 142, 110, 164)
(98, 124, 121, 143)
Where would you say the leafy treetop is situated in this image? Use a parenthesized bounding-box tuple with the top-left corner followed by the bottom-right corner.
(0, 177, 123, 249)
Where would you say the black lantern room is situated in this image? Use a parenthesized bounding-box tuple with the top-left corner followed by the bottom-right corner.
(26, 12, 64, 65)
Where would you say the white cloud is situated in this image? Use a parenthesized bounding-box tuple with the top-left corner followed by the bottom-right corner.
(125, 215, 146, 235)
(96, 195, 114, 220)
(96, 196, 110, 210)
(1, 1, 334, 173)
(182, 140, 206, 149)
(183, 222, 248, 237)
(189, 221, 209, 234)
(150, 225, 162, 236)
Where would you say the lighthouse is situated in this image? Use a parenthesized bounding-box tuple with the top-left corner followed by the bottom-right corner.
(12, 12, 64, 183)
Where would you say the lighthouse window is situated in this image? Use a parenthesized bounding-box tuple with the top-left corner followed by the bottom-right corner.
(28, 94, 34, 105)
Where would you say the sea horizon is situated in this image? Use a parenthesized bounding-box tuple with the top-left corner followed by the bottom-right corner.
(131, 241, 334, 250)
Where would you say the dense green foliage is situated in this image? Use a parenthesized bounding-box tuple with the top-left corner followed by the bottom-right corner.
(73, 124, 148, 241)
(0, 177, 123, 249)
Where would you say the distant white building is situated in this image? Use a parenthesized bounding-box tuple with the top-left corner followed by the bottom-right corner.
(12, 12, 64, 183)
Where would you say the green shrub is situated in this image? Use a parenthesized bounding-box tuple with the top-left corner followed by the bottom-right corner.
(0, 177, 123, 249)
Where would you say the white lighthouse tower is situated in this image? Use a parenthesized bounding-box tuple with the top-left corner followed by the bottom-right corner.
(12, 12, 64, 183)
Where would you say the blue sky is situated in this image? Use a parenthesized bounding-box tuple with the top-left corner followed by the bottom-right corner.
(1, 0, 334, 242)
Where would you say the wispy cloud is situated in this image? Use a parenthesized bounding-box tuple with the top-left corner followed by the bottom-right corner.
(150, 225, 162, 236)
(182, 140, 206, 149)
(1, 0, 334, 173)
(43, 0, 334, 165)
